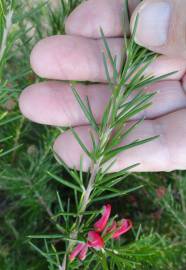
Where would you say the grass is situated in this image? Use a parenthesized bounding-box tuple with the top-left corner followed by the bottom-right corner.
(0, 0, 186, 269)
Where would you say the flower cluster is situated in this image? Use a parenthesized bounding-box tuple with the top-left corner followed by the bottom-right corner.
(69, 204, 133, 262)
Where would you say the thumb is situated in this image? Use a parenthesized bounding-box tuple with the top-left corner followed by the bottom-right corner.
(131, 0, 186, 58)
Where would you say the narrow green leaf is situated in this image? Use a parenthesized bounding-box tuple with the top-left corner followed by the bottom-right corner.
(105, 136, 158, 160)
(71, 85, 98, 132)
(28, 234, 64, 239)
(53, 210, 101, 218)
(29, 241, 57, 266)
(47, 171, 82, 192)
(0, 135, 12, 142)
(0, 115, 22, 126)
(100, 27, 118, 82)
(92, 185, 143, 202)
(54, 153, 83, 187)
(102, 52, 113, 88)
(70, 127, 94, 160)
(0, 144, 22, 158)
(100, 163, 139, 183)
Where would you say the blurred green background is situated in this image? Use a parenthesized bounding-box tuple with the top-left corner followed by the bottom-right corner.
(0, 1, 186, 269)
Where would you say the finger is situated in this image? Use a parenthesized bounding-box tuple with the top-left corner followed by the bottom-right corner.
(30, 35, 185, 82)
(65, 0, 140, 38)
(30, 35, 124, 82)
(19, 80, 186, 126)
(54, 109, 186, 172)
(183, 74, 186, 91)
(19, 82, 110, 126)
(144, 55, 186, 80)
(131, 0, 186, 58)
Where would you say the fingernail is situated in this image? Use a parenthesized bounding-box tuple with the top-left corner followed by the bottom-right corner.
(135, 1, 171, 47)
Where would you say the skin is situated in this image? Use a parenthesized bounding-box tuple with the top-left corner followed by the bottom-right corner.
(19, 0, 186, 172)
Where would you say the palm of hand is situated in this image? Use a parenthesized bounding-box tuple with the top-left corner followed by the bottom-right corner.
(19, 0, 186, 172)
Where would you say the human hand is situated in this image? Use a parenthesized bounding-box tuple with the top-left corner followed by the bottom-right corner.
(19, 0, 186, 172)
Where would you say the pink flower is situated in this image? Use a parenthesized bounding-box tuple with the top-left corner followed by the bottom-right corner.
(69, 204, 133, 263)
(69, 243, 86, 262)
(69, 243, 88, 262)
(87, 231, 104, 250)
(69, 231, 104, 262)
(79, 244, 88, 261)
(94, 204, 111, 232)
(112, 219, 133, 239)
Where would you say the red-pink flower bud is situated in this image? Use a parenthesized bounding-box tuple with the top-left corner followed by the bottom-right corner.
(94, 204, 111, 232)
(79, 244, 88, 261)
(112, 219, 133, 239)
(69, 243, 86, 262)
(87, 231, 104, 250)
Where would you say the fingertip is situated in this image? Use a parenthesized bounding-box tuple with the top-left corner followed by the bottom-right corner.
(145, 55, 186, 80)
(19, 84, 46, 124)
(30, 35, 123, 82)
(19, 86, 34, 121)
(65, 1, 94, 38)
(30, 35, 91, 81)
(19, 82, 66, 125)
(30, 36, 76, 80)
(30, 38, 47, 78)
(30, 36, 60, 79)
(65, 0, 124, 38)
(130, 0, 171, 48)
(65, 0, 141, 38)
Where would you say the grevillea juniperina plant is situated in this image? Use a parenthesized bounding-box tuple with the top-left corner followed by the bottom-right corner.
(28, 9, 174, 269)
(2, 1, 185, 270)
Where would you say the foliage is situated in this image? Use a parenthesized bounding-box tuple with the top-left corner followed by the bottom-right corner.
(0, 0, 186, 270)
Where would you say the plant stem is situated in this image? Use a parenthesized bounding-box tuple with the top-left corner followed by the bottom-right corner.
(61, 86, 122, 268)
(12, 117, 25, 162)
(0, 9, 13, 64)
(60, 161, 101, 269)
(80, 161, 100, 213)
